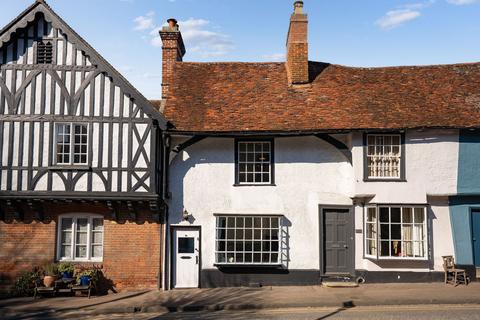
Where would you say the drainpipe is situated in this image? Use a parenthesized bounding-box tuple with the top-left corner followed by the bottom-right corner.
(160, 133, 171, 290)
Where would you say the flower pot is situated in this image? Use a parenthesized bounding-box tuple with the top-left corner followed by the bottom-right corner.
(43, 276, 56, 288)
(80, 276, 90, 286)
(62, 272, 73, 279)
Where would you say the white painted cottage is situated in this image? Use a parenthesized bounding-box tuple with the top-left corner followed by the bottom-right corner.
(158, 1, 480, 288)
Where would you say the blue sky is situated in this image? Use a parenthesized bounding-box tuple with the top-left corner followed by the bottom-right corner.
(1, 0, 479, 99)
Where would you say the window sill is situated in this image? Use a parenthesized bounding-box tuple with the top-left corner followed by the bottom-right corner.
(49, 166, 91, 171)
(365, 256, 428, 261)
(57, 258, 103, 263)
(214, 263, 283, 268)
(233, 183, 276, 187)
(363, 178, 407, 183)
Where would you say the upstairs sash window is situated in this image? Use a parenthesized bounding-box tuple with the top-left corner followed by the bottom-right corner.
(365, 206, 427, 260)
(236, 140, 274, 185)
(366, 134, 402, 179)
(55, 123, 89, 165)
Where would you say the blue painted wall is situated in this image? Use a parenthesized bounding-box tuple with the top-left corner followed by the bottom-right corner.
(450, 130, 480, 265)
(458, 130, 480, 194)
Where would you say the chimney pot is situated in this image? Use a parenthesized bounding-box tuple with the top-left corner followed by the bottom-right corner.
(294, 1, 304, 14)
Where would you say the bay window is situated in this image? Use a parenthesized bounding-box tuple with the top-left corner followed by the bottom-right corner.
(57, 214, 104, 262)
(365, 206, 427, 260)
(215, 215, 281, 265)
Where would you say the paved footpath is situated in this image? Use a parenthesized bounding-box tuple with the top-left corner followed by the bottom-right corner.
(1, 283, 480, 319)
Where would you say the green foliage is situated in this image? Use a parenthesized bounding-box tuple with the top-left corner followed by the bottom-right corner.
(57, 262, 75, 275)
(43, 263, 59, 276)
(75, 265, 99, 284)
(14, 268, 41, 297)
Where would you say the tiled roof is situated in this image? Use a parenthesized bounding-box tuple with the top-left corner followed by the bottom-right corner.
(158, 61, 480, 132)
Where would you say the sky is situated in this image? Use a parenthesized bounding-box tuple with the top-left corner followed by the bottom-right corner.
(1, 0, 479, 99)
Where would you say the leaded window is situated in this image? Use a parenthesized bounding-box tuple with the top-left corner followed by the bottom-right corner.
(57, 215, 104, 262)
(365, 206, 427, 260)
(236, 140, 273, 185)
(366, 134, 402, 179)
(215, 215, 281, 265)
(55, 123, 88, 165)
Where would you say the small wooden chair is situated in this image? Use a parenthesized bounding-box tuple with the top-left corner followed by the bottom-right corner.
(442, 255, 468, 286)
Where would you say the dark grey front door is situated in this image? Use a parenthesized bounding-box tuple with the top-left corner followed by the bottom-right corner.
(322, 208, 354, 275)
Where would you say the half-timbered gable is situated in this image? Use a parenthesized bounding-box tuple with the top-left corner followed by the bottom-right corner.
(0, 1, 168, 200)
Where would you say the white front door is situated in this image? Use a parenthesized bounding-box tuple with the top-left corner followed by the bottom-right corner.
(173, 227, 200, 288)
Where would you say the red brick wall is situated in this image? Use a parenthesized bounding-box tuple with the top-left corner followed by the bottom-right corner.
(0, 202, 163, 296)
(160, 31, 184, 99)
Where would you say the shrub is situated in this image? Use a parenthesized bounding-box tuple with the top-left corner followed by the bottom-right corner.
(14, 268, 41, 297)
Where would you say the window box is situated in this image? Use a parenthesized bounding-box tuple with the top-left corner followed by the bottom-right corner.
(234, 139, 275, 186)
(215, 215, 281, 266)
(57, 214, 104, 262)
(364, 205, 428, 261)
(363, 133, 405, 181)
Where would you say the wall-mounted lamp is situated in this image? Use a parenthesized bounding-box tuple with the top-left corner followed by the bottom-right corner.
(182, 209, 190, 221)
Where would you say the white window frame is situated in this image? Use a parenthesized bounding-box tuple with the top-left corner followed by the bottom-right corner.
(54, 123, 89, 165)
(364, 205, 428, 261)
(236, 140, 273, 185)
(214, 215, 281, 266)
(56, 214, 104, 262)
(366, 134, 402, 179)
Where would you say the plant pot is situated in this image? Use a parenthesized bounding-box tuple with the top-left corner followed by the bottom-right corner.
(80, 276, 90, 286)
(62, 272, 73, 279)
(43, 276, 56, 288)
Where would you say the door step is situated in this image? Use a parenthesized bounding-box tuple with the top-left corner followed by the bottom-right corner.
(322, 281, 358, 288)
(476, 268, 480, 279)
(321, 275, 359, 288)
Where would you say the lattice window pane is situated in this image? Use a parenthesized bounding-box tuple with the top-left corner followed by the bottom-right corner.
(215, 215, 281, 265)
(237, 141, 272, 184)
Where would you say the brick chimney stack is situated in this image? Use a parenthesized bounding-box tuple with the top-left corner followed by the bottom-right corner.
(160, 19, 186, 99)
(286, 1, 309, 85)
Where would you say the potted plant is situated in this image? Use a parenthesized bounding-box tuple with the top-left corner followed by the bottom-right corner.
(58, 262, 75, 279)
(75, 266, 98, 287)
(43, 263, 59, 288)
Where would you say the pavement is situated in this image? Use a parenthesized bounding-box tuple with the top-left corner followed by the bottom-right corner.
(1, 283, 480, 319)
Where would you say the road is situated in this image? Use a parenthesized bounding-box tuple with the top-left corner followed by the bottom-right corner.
(33, 304, 480, 320)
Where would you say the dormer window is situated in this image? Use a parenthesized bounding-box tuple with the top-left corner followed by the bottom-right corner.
(36, 41, 53, 64)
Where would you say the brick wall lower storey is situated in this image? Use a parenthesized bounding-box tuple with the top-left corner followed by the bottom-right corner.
(0, 202, 163, 296)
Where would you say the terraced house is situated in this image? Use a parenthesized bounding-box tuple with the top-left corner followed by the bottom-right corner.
(1, 0, 480, 294)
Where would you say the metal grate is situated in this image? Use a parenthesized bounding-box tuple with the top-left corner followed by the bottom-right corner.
(37, 41, 53, 64)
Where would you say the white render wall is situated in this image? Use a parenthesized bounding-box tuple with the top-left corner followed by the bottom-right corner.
(352, 130, 459, 203)
(168, 136, 354, 270)
(169, 130, 459, 272)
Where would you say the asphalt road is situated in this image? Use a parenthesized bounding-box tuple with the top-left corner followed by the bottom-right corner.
(35, 304, 480, 320)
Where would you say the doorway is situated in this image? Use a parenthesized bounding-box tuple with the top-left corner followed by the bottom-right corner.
(171, 226, 201, 288)
(320, 207, 355, 276)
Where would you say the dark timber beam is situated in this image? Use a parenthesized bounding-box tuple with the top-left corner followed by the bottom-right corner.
(315, 134, 352, 164)
(172, 136, 206, 153)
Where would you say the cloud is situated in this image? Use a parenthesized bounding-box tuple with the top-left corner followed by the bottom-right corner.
(149, 18, 234, 58)
(447, 0, 477, 4)
(376, 9, 422, 30)
(261, 53, 285, 62)
(133, 11, 156, 31)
